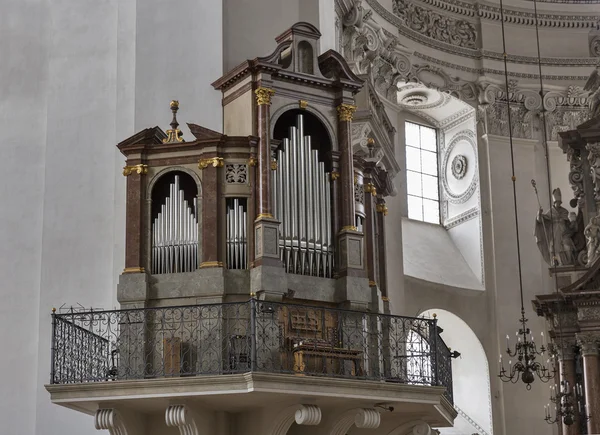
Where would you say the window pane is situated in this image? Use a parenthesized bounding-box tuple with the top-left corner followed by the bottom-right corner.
(406, 171, 422, 197)
(406, 146, 421, 172)
(408, 196, 423, 221)
(422, 175, 439, 200)
(421, 150, 437, 176)
(406, 122, 420, 147)
(420, 126, 436, 152)
(423, 199, 440, 224)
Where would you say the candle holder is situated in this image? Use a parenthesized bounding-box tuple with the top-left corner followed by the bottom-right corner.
(499, 312, 554, 389)
(544, 381, 590, 426)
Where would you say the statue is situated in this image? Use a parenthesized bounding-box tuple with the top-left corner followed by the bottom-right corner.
(584, 61, 600, 120)
(585, 215, 600, 267)
(535, 188, 578, 266)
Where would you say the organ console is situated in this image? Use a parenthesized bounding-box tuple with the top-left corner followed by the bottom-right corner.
(116, 22, 398, 313)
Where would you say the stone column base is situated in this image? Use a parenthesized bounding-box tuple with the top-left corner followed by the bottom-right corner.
(337, 229, 366, 276)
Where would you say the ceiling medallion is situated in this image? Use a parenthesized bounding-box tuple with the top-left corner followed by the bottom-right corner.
(401, 91, 429, 106)
(451, 154, 468, 180)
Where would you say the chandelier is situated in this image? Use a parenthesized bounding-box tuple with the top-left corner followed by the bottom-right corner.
(544, 381, 590, 426)
(495, 0, 554, 389)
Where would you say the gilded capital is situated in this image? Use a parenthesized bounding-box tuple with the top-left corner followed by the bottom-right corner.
(198, 157, 224, 169)
(331, 171, 340, 181)
(337, 103, 357, 122)
(376, 203, 388, 216)
(123, 164, 148, 176)
(255, 87, 275, 106)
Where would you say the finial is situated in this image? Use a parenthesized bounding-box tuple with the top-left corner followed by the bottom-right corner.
(433, 313, 437, 319)
(163, 100, 184, 143)
(52, 307, 56, 313)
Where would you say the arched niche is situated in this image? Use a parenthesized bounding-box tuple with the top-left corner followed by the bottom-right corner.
(297, 40, 314, 75)
(420, 308, 493, 435)
(147, 169, 201, 274)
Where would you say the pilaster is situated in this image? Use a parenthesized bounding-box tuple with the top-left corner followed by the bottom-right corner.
(577, 332, 600, 434)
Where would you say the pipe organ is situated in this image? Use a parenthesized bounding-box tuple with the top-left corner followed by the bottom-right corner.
(151, 175, 198, 274)
(226, 198, 248, 269)
(272, 114, 333, 278)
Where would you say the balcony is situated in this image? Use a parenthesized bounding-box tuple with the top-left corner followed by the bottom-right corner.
(47, 300, 456, 434)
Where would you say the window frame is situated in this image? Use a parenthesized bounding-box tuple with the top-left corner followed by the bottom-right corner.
(404, 121, 441, 224)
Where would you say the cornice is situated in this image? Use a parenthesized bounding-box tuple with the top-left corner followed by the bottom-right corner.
(413, 52, 591, 81)
(413, 0, 600, 28)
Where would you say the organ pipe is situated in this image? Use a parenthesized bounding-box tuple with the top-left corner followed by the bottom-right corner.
(272, 114, 333, 278)
(152, 175, 198, 274)
(226, 198, 248, 269)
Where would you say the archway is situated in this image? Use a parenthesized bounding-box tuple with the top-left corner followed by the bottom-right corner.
(420, 309, 493, 435)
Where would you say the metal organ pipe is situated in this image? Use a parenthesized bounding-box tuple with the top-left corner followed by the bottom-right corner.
(272, 114, 333, 278)
(226, 198, 247, 269)
(151, 175, 198, 274)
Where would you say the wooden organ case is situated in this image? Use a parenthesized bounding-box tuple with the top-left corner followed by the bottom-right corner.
(115, 23, 398, 378)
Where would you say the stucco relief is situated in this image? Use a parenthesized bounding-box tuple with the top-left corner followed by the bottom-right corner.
(392, 0, 477, 49)
(441, 131, 478, 204)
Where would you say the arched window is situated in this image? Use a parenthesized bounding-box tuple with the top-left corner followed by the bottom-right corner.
(405, 121, 440, 224)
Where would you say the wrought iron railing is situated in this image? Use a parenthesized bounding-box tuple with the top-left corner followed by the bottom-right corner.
(50, 300, 453, 402)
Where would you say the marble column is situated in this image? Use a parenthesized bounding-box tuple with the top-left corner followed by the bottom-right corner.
(557, 338, 578, 435)
(578, 333, 600, 434)
(199, 156, 224, 268)
(255, 87, 275, 219)
(250, 87, 284, 298)
(123, 163, 148, 273)
(363, 162, 377, 287)
(376, 196, 388, 297)
(336, 103, 357, 230)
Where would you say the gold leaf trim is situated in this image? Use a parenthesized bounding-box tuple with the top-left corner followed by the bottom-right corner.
(198, 157, 224, 169)
(123, 164, 148, 176)
(337, 103, 357, 122)
(255, 87, 275, 106)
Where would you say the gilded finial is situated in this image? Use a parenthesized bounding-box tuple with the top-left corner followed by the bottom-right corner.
(163, 100, 184, 143)
(52, 307, 56, 313)
(433, 313, 437, 319)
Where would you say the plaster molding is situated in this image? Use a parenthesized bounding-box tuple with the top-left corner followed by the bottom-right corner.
(330, 408, 381, 435)
(165, 405, 201, 435)
(444, 207, 479, 229)
(271, 404, 322, 435)
(95, 409, 142, 435)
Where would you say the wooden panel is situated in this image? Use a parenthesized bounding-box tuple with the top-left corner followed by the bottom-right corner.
(164, 337, 181, 376)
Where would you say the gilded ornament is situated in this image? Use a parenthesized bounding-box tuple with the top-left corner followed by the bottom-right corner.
(199, 261, 224, 268)
(198, 157, 224, 169)
(337, 103, 357, 122)
(376, 203, 388, 216)
(331, 171, 340, 181)
(123, 267, 145, 273)
(364, 183, 377, 196)
(122, 164, 148, 176)
(369, 280, 377, 287)
(256, 213, 274, 220)
(163, 100, 184, 143)
(299, 100, 308, 109)
(271, 159, 278, 170)
(248, 156, 258, 167)
(255, 87, 275, 106)
(341, 225, 358, 231)
(354, 174, 358, 185)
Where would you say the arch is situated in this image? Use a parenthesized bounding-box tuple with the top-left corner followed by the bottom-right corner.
(419, 309, 493, 435)
(270, 104, 337, 153)
(147, 166, 202, 201)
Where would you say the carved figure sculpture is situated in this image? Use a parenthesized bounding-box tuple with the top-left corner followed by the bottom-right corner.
(535, 188, 577, 266)
(585, 214, 600, 267)
(584, 62, 600, 120)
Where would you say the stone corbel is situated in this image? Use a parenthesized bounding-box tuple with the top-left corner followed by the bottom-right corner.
(165, 404, 200, 435)
(270, 404, 322, 435)
(386, 420, 433, 435)
(95, 408, 144, 435)
(329, 408, 381, 435)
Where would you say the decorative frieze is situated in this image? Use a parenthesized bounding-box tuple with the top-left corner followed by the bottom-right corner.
(392, 0, 477, 49)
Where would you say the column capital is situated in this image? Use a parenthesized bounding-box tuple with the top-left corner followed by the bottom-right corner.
(577, 332, 600, 356)
(255, 87, 275, 106)
(554, 336, 577, 360)
(337, 103, 357, 122)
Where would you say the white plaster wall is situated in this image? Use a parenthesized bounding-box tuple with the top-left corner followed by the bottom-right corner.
(0, 1, 48, 433)
(135, 0, 223, 135)
(422, 309, 493, 435)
